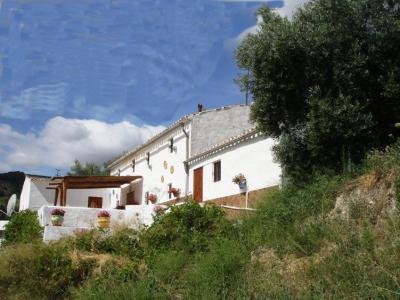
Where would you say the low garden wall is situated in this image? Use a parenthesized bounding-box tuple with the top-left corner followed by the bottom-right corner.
(38, 205, 156, 229)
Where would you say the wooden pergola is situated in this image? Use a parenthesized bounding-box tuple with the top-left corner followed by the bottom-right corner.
(47, 176, 142, 206)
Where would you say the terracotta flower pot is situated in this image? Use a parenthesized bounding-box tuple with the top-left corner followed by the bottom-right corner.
(97, 216, 110, 228)
(51, 215, 64, 226)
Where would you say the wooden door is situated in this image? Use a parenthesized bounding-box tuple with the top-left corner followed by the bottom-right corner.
(88, 197, 103, 208)
(193, 167, 203, 203)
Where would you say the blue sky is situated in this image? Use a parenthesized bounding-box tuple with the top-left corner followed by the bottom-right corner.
(0, 0, 304, 175)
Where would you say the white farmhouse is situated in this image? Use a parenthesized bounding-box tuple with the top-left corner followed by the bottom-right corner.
(107, 104, 281, 207)
(18, 104, 281, 241)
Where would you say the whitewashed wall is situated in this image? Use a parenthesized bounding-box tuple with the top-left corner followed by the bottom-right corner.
(66, 189, 113, 208)
(111, 124, 190, 204)
(19, 177, 31, 211)
(39, 205, 155, 228)
(20, 178, 54, 211)
(188, 136, 281, 202)
(20, 177, 115, 210)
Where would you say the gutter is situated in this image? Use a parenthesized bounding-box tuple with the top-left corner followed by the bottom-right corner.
(182, 124, 190, 197)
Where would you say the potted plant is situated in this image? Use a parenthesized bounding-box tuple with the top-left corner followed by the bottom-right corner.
(169, 187, 181, 198)
(97, 210, 111, 228)
(147, 193, 158, 204)
(232, 173, 247, 189)
(51, 208, 65, 226)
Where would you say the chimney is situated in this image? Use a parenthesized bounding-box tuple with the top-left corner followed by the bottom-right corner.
(197, 103, 203, 112)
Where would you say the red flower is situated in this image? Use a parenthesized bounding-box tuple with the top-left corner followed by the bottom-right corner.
(97, 210, 111, 218)
(147, 193, 158, 203)
(169, 187, 181, 197)
(51, 208, 65, 216)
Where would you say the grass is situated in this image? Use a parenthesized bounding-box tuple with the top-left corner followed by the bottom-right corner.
(2, 144, 400, 299)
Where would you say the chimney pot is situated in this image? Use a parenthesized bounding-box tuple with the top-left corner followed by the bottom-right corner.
(197, 103, 203, 112)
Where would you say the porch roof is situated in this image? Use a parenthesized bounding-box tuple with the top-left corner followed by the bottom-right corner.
(47, 176, 142, 206)
(48, 175, 142, 189)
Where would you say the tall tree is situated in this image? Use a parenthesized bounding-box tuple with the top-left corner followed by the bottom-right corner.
(68, 160, 108, 176)
(236, 1, 400, 183)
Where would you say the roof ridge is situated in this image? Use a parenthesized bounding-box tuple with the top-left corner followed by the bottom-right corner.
(186, 127, 260, 164)
(107, 104, 249, 169)
(26, 174, 51, 179)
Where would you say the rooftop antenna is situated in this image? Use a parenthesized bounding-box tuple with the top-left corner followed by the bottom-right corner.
(0, 194, 17, 217)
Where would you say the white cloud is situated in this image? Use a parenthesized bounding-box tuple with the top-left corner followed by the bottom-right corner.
(237, 14, 263, 43)
(0, 83, 68, 120)
(275, 0, 309, 18)
(0, 117, 165, 172)
(227, 0, 309, 48)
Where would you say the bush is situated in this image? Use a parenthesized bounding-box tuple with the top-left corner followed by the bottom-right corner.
(250, 176, 343, 256)
(71, 259, 139, 300)
(3, 210, 42, 245)
(0, 242, 87, 299)
(69, 227, 142, 259)
(184, 238, 247, 299)
(141, 201, 228, 253)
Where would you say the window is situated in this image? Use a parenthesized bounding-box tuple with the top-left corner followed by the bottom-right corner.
(132, 159, 135, 172)
(168, 183, 172, 199)
(169, 137, 174, 153)
(213, 161, 221, 182)
(146, 152, 150, 165)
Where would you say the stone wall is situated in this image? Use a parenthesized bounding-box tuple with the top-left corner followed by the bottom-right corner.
(163, 186, 278, 219)
(190, 105, 252, 156)
(206, 185, 278, 209)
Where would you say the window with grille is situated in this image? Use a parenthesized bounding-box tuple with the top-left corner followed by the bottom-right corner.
(213, 161, 221, 182)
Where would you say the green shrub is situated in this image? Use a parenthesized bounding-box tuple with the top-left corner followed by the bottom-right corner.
(71, 259, 139, 300)
(69, 227, 143, 259)
(362, 142, 400, 175)
(149, 250, 189, 284)
(0, 242, 87, 300)
(141, 201, 228, 253)
(184, 238, 247, 299)
(250, 175, 343, 256)
(3, 210, 42, 245)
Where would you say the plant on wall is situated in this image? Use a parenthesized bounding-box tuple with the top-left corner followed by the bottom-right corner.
(232, 173, 247, 189)
(146, 193, 158, 204)
(169, 187, 181, 198)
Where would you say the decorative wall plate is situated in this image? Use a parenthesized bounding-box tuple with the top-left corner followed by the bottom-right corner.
(163, 161, 168, 169)
(161, 175, 164, 183)
(170, 165, 175, 174)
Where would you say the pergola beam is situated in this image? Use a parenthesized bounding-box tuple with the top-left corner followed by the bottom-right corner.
(47, 175, 142, 206)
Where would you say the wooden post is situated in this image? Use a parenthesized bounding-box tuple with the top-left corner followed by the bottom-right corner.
(53, 187, 59, 206)
(62, 181, 67, 206)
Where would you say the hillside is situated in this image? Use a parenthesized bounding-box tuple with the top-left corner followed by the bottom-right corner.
(1, 146, 400, 299)
(0, 172, 24, 215)
(0, 171, 25, 198)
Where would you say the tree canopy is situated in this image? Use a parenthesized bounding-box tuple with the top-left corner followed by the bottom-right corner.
(236, 0, 400, 183)
(68, 160, 108, 176)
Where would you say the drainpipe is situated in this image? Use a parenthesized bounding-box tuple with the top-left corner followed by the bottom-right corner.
(182, 124, 190, 197)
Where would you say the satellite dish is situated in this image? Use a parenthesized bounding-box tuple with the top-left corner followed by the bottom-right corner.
(0, 194, 16, 217)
